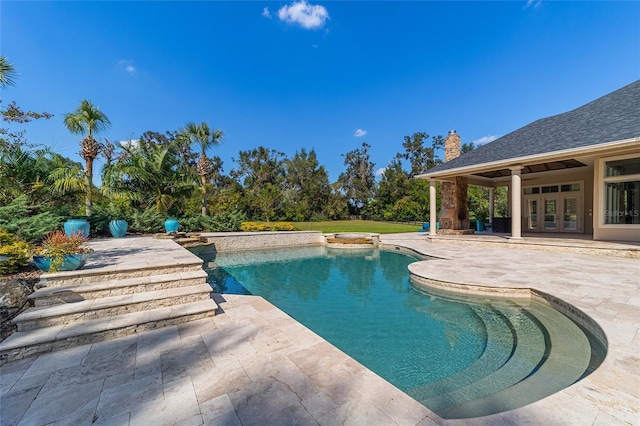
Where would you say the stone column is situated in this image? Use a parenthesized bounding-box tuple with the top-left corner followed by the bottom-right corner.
(510, 166, 523, 239)
(439, 130, 470, 232)
(430, 179, 437, 236)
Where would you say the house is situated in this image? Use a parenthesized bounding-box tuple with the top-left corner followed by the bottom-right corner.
(416, 80, 640, 242)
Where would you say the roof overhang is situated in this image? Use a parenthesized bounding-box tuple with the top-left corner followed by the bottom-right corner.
(415, 137, 640, 181)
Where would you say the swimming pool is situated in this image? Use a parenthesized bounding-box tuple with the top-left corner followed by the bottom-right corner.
(197, 245, 605, 418)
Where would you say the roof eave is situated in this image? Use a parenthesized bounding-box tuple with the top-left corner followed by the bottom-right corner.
(415, 137, 640, 180)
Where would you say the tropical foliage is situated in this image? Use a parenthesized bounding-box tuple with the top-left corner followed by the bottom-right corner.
(0, 56, 17, 89)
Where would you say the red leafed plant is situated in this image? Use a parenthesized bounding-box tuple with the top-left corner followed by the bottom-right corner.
(31, 230, 93, 272)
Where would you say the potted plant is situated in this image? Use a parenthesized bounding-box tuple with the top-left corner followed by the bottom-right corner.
(109, 219, 128, 238)
(31, 230, 93, 272)
(164, 218, 179, 233)
(106, 201, 129, 238)
(475, 207, 490, 232)
(63, 217, 90, 238)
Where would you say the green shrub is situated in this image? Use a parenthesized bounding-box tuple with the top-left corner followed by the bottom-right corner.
(0, 229, 30, 274)
(207, 211, 246, 232)
(87, 212, 111, 237)
(180, 212, 246, 233)
(0, 196, 65, 243)
(129, 208, 165, 234)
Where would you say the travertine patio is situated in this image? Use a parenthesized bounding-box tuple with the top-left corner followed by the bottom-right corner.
(0, 234, 638, 425)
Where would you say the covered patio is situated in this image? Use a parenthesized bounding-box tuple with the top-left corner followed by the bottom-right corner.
(417, 80, 640, 243)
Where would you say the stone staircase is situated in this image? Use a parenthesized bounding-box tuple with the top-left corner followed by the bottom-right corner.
(0, 237, 218, 364)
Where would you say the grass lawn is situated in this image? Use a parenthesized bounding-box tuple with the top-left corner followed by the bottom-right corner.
(293, 220, 422, 234)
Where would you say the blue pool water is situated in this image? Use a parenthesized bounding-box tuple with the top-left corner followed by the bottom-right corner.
(197, 245, 604, 418)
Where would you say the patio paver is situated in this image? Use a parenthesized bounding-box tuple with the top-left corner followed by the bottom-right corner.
(0, 234, 638, 425)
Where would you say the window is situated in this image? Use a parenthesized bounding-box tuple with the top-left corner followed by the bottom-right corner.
(561, 183, 580, 192)
(606, 158, 640, 177)
(603, 157, 640, 225)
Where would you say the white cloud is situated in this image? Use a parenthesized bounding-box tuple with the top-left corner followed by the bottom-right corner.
(119, 139, 139, 148)
(375, 167, 387, 176)
(354, 128, 367, 137)
(117, 60, 136, 74)
(525, 0, 542, 9)
(262, 7, 271, 18)
(471, 135, 499, 145)
(278, 1, 329, 30)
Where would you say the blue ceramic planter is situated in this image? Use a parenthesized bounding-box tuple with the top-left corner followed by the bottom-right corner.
(64, 219, 90, 238)
(421, 222, 440, 232)
(109, 220, 128, 238)
(164, 219, 179, 233)
(33, 254, 87, 272)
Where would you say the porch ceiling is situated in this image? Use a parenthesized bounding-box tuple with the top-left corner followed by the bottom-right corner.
(473, 158, 587, 179)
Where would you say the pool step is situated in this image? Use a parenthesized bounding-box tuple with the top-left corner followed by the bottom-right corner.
(423, 304, 547, 412)
(30, 270, 208, 307)
(15, 284, 214, 331)
(436, 302, 591, 419)
(0, 300, 217, 364)
(408, 305, 519, 402)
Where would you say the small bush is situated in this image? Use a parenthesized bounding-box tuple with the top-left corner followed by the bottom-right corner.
(0, 229, 30, 275)
(240, 222, 268, 232)
(180, 212, 246, 233)
(240, 221, 300, 232)
(87, 212, 111, 237)
(129, 208, 165, 234)
(0, 229, 13, 245)
(272, 222, 299, 231)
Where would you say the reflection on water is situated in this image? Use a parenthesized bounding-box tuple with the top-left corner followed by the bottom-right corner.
(199, 246, 492, 387)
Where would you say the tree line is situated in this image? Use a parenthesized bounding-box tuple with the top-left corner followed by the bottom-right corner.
(1, 56, 506, 233)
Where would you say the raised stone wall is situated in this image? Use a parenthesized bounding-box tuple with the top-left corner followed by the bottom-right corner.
(199, 231, 324, 252)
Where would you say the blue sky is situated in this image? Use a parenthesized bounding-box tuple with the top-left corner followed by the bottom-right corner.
(2, 1, 639, 184)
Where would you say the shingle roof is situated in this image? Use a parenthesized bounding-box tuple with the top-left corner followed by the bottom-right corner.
(425, 80, 640, 175)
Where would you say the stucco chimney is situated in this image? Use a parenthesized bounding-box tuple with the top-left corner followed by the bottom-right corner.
(444, 130, 461, 162)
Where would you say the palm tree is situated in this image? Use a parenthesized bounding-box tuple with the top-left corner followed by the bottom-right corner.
(0, 56, 17, 88)
(179, 122, 224, 216)
(102, 140, 195, 215)
(63, 99, 110, 216)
